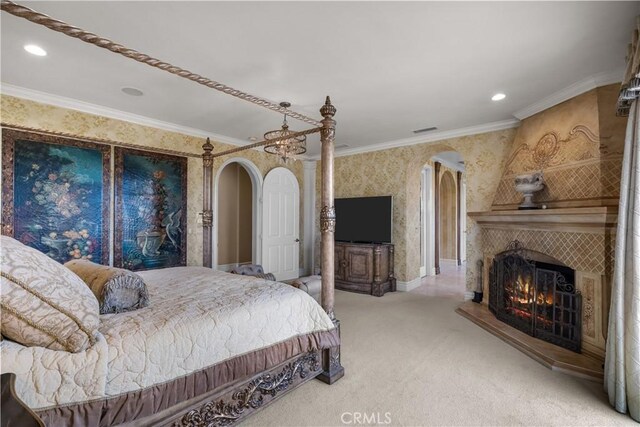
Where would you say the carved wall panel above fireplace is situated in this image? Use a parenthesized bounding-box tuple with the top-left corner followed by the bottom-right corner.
(491, 84, 627, 210)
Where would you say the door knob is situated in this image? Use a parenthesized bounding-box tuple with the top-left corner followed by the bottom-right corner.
(295, 238, 300, 242)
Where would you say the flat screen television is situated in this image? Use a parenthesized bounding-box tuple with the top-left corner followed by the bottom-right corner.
(334, 196, 392, 243)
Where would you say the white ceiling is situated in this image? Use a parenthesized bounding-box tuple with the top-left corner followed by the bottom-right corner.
(1, 1, 637, 156)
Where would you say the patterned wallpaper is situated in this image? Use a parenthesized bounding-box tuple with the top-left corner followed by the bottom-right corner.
(0, 95, 305, 269)
(492, 85, 627, 209)
(7, 85, 621, 291)
(315, 128, 517, 289)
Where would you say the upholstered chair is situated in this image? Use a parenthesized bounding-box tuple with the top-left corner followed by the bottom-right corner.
(291, 276, 322, 303)
(229, 264, 276, 281)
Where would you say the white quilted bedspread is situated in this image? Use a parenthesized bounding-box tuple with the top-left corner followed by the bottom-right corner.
(1, 333, 109, 408)
(1, 267, 335, 409)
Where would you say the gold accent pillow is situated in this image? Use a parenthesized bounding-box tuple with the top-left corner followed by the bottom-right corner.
(0, 236, 100, 353)
(65, 260, 149, 314)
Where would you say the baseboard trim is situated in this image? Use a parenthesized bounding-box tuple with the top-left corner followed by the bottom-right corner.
(464, 291, 475, 301)
(396, 278, 422, 292)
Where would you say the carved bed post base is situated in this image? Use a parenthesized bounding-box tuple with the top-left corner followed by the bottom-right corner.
(317, 319, 345, 384)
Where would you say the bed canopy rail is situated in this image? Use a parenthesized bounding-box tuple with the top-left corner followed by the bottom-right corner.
(1, 0, 344, 387)
(207, 127, 323, 159)
(0, 0, 321, 128)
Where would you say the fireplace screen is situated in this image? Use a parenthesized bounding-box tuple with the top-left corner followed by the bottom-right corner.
(489, 242, 581, 353)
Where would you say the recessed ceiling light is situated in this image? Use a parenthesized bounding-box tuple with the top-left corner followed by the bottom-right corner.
(121, 87, 144, 96)
(24, 44, 47, 56)
(491, 93, 506, 101)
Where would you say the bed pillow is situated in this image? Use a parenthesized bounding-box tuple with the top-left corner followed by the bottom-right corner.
(65, 260, 149, 314)
(0, 235, 100, 352)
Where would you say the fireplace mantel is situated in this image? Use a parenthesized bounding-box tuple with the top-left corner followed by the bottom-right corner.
(465, 205, 618, 363)
(468, 206, 618, 232)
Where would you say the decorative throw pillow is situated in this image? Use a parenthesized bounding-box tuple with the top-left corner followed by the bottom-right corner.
(65, 260, 149, 314)
(254, 272, 277, 281)
(0, 236, 100, 353)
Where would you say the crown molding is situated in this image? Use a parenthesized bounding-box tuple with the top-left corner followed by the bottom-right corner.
(0, 83, 250, 147)
(513, 69, 623, 120)
(312, 118, 520, 160)
(3, 68, 623, 162)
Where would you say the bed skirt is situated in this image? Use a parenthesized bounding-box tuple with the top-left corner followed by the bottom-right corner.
(35, 328, 339, 427)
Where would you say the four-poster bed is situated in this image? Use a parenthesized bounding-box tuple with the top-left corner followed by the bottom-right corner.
(201, 96, 345, 387)
(0, 0, 344, 425)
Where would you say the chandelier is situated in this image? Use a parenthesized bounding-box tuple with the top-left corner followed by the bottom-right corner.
(264, 102, 307, 162)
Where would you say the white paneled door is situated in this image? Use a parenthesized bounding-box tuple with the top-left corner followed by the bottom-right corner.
(262, 167, 300, 281)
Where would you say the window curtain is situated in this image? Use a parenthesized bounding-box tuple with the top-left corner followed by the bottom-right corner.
(616, 16, 640, 116)
(605, 16, 640, 422)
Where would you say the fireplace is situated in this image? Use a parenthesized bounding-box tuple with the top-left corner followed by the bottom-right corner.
(489, 241, 581, 353)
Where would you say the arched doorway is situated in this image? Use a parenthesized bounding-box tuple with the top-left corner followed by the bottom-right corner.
(213, 158, 263, 270)
(421, 151, 466, 277)
(439, 171, 457, 261)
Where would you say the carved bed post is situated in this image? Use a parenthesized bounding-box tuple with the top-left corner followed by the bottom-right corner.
(202, 138, 214, 268)
(317, 96, 344, 384)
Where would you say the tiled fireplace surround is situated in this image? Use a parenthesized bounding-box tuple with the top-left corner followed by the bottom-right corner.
(469, 207, 617, 361)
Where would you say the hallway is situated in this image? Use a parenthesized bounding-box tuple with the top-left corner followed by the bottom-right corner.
(411, 261, 466, 298)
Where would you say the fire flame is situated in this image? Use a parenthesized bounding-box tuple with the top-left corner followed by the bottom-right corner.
(508, 275, 554, 306)
(503, 275, 556, 328)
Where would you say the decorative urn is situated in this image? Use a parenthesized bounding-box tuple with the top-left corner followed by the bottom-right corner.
(514, 172, 545, 210)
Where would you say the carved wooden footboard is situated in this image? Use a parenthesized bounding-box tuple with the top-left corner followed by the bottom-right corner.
(127, 351, 322, 427)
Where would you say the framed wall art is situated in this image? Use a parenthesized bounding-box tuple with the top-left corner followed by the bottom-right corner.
(1, 129, 111, 264)
(114, 147, 187, 271)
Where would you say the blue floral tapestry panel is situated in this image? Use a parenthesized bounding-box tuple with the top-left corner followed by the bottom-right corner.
(12, 138, 109, 264)
(116, 149, 187, 271)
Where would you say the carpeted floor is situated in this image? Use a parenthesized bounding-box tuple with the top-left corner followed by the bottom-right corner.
(245, 265, 634, 426)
